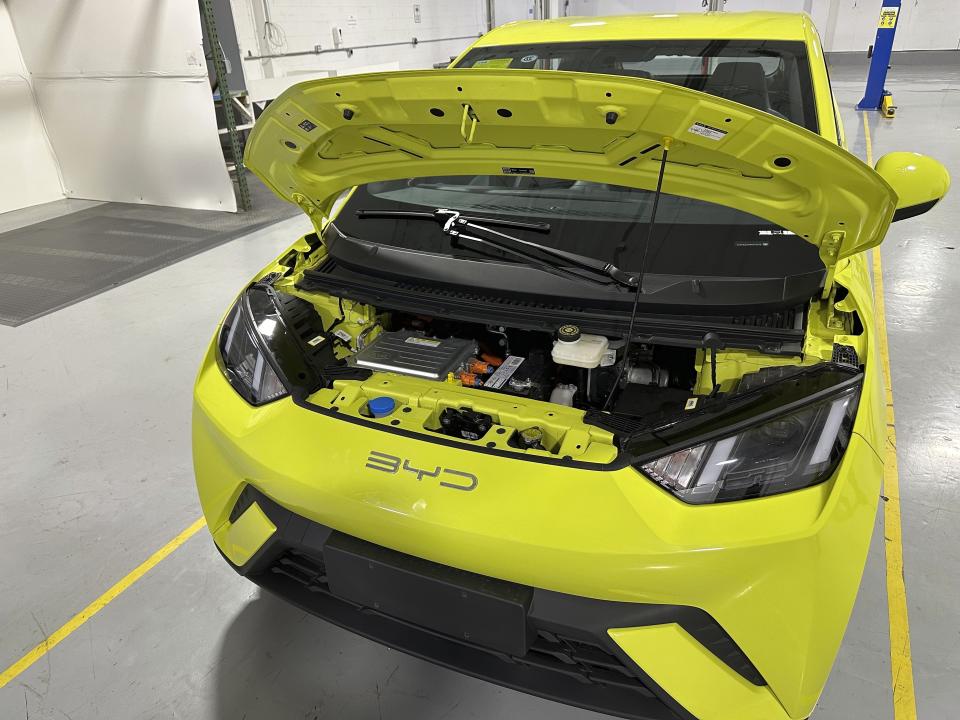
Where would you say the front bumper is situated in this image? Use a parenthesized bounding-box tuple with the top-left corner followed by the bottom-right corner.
(225, 485, 774, 720)
(193, 341, 883, 720)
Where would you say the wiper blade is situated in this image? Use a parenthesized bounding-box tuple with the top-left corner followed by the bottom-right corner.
(355, 209, 550, 233)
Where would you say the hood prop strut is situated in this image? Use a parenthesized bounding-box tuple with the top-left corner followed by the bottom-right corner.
(602, 137, 673, 413)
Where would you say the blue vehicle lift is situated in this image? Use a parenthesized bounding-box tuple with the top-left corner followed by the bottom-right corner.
(857, 0, 901, 117)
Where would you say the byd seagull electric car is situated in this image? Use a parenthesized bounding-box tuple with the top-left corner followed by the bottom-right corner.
(193, 12, 949, 720)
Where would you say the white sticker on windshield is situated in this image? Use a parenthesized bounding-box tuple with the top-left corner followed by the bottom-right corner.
(687, 121, 727, 141)
(520, 54, 538, 63)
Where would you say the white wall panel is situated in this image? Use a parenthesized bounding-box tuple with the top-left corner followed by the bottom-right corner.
(231, 0, 487, 97)
(0, 1, 63, 214)
(493, 0, 536, 25)
(33, 78, 238, 210)
(6, 0, 236, 212)
(567, 0, 704, 15)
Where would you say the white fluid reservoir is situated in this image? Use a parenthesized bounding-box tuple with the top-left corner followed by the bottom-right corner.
(549, 383, 578, 406)
(551, 325, 609, 369)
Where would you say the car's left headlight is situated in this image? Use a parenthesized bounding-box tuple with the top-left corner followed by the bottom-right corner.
(638, 384, 860, 504)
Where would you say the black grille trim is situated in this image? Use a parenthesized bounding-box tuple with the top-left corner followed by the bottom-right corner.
(224, 487, 766, 720)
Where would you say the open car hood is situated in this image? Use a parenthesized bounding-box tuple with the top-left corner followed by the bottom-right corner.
(245, 69, 897, 285)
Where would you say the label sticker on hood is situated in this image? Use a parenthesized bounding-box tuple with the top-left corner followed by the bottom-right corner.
(687, 121, 727, 141)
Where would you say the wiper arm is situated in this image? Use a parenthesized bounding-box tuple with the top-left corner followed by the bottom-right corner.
(356, 209, 550, 233)
(437, 209, 639, 288)
(354, 207, 638, 288)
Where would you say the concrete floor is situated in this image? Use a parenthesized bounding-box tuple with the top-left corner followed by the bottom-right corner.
(1, 55, 958, 720)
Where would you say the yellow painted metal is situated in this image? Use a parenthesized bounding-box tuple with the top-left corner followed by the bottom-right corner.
(608, 624, 792, 720)
(212, 501, 277, 566)
(875, 151, 951, 213)
(314, 373, 617, 463)
(469, 12, 817, 45)
(244, 69, 897, 278)
(881, 93, 897, 118)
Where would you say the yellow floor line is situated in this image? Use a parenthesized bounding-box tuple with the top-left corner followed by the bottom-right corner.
(0, 516, 207, 689)
(865, 109, 918, 720)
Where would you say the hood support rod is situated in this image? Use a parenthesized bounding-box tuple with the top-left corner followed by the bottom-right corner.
(602, 137, 673, 413)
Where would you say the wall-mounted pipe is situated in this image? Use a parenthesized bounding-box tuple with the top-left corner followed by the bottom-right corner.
(243, 33, 481, 61)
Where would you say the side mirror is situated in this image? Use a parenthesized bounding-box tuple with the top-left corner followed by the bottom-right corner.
(875, 152, 951, 221)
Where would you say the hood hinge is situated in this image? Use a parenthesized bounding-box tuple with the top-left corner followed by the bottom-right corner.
(819, 230, 844, 298)
(292, 192, 321, 218)
(460, 103, 479, 144)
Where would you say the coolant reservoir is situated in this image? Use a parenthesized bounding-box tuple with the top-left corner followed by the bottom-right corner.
(551, 325, 609, 369)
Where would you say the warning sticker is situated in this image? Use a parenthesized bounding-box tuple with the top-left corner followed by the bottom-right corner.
(307, 334, 326, 347)
(687, 121, 728, 141)
(484, 355, 525, 390)
(333, 329, 353, 343)
(878, 7, 899, 28)
(684, 397, 699, 411)
(298, 119, 317, 132)
(405, 336, 442, 347)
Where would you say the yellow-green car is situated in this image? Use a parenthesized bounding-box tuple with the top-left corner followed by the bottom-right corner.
(193, 12, 949, 720)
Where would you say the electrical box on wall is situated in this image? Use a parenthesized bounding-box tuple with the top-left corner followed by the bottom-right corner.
(414, 4, 422, 23)
(332, 26, 343, 48)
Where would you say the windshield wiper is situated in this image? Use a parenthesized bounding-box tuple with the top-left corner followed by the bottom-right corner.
(355, 208, 638, 288)
(355, 209, 551, 233)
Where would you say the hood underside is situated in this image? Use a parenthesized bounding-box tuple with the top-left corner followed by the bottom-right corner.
(244, 68, 897, 280)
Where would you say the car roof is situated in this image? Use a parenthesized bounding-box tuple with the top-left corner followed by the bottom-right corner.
(472, 11, 814, 46)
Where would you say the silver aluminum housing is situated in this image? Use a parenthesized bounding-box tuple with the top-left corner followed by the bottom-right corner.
(350, 330, 477, 380)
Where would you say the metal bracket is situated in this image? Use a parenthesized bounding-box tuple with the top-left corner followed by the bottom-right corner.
(819, 230, 844, 298)
(460, 104, 479, 144)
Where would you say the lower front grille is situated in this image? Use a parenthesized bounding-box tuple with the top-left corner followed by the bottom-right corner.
(265, 547, 656, 699)
(524, 632, 656, 695)
(271, 550, 328, 592)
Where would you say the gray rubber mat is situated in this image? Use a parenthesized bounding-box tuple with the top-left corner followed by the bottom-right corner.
(0, 177, 300, 326)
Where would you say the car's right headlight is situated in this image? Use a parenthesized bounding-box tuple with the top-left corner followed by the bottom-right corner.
(638, 383, 860, 504)
(217, 293, 289, 406)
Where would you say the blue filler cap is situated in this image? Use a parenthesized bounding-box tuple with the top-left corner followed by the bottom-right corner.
(368, 396, 396, 418)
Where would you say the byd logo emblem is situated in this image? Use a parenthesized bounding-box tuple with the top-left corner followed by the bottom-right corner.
(365, 450, 478, 492)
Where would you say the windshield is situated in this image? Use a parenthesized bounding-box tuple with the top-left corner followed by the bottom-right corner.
(455, 39, 817, 132)
(329, 176, 825, 305)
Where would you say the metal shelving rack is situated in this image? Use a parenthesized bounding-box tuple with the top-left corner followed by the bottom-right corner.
(199, 0, 251, 211)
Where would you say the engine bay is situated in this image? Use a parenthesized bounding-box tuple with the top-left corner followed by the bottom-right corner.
(348, 314, 700, 423)
(243, 255, 866, 462)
